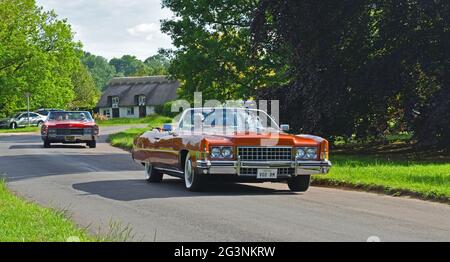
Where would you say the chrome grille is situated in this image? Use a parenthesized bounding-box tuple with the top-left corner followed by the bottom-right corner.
(56, 128, 84, 135)
(240, 168, 294, 176)
(237, 147, 292, 161)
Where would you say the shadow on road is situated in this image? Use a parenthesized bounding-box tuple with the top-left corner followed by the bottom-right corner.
(72, 178, 296, 200)
(0, 153, 142, 182)
(0, 133, 111, 144)
(9, 144, 87, 149)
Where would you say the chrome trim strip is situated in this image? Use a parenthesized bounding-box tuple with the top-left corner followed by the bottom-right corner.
(153, 167, 184, 174)
(237, 146, 293, 148)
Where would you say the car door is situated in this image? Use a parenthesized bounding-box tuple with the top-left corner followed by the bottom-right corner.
(153, 131, 180, 170)
(16, 114, 28, 127)
(28, 113, 39, 125)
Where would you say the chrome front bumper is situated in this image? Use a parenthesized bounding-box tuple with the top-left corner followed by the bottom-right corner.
(196, 158, 332, 176)
(42, 135, 96, 141)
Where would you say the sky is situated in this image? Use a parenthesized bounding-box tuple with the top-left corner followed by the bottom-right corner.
(36, 0, 175, 60)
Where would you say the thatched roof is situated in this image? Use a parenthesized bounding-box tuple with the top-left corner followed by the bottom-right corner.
(96, 76, 179, 108)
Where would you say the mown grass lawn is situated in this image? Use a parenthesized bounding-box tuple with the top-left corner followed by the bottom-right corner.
(97, 115, 171, 127)
(0, 180, 94, 242)
(0, 126, 39, 134)
(108, 115, 172, 150)
(313, 155, 450, 202)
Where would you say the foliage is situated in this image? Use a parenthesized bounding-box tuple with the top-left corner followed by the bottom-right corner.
(109, 55, 148, 77)
(144, 54, 170, 75)
(161, 0, 289, 101)
(252, 0, 450, 149)
(109, 54, 169, 77)
(155, 101, 180, 118)
(81, 52, 116, 91)
(70, 61, 100, 109)
(0, 0, 80, 118)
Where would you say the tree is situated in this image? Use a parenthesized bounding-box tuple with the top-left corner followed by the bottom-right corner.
(109, 55, 148, 77)
(0, 0, 80, 117)
(253, 0, 450, 148)
(144, 53, 170, 75)
(161, 0, 288, 101)
(81, 52, 116, 91)
(70, 61, 100, 109)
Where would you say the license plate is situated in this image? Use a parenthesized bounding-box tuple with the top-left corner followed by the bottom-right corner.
(65, 136, 76, 141)
(257, 169, 278, 179)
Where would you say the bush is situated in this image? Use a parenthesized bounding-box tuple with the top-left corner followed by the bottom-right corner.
(93, 113, 108, 121)
(155, 101, 180, 118)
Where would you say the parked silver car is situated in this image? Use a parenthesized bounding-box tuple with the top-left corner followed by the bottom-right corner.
(0, 112, 47, 129)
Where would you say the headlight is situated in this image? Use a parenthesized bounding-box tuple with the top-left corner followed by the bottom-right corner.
(296, 148, 306, 159)
(306, 148, 317, 159)
(84, 128, 93, 134)
(48, 128, 56, 134)
(296, 147, 318, 160)
(210, 146, 233, 159)
(221, 147, 233, 158)
(211, 147, 221, 158)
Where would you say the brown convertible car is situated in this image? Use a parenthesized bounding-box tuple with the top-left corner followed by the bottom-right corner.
(132, 107, 332, 192)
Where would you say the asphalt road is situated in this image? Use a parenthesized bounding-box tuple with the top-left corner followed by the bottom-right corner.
(1, 125, 450, 242)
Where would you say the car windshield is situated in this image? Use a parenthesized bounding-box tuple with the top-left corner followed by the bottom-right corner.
(48, 111, 93, 121)
(178, 108, 280, 132)
(13, 113, 21, 118)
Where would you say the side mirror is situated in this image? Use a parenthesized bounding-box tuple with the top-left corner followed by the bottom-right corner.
(163, 123, 173, 132)
(280, 124, 290, 132)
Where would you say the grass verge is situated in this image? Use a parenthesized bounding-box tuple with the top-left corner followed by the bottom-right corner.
(0, 180, 94, 242)
(108, 115, 172, 150)
(0, 126, 39, 134)
(313, 154, 450, 203)
(97, 115, 171, 127)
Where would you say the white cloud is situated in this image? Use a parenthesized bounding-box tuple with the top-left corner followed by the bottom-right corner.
(127, 23, 158, 37)
(36, 0, 174, 60)
(127, 23, 171, 43)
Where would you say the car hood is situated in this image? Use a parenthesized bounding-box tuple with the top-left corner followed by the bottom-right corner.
(45, 120, 96, 128)
(182, 130, 325, 147)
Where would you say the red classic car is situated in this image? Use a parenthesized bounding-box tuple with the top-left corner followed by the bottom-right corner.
(132, 107, 331, 192)
(41, 111, 99, 148)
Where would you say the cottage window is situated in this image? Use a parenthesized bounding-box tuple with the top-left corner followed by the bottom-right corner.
(138, 95, 146, 106)
(103, 109, 111, 118)
(112, 97, 120, 108)
(127, 107, 135, 116)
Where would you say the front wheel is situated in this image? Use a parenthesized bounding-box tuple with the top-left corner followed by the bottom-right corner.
(87, 140, 96, 148)
(145, 163, 163, 183)
(37, 121, 44, 127)
(184, 153, 204, 191)
(10, 122, 17, 129)
(43, 140, 51, 148)
(288, 175, 311, 192)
